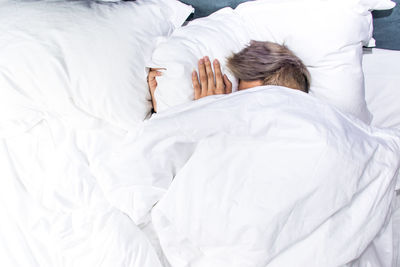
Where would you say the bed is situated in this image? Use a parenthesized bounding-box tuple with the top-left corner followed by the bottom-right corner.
(0, 0, 399, 266)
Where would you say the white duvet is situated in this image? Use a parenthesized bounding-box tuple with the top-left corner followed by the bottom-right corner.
(0, 116, 163, 267)
(1, 86, 400, 266)
(91, 87, 400, 266)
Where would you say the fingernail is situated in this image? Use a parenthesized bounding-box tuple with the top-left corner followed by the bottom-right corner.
(156, 71, 163, 75)
(199, 58, 204, 64)
(205, 56, 209, 61)
(214, 59, 219, 64)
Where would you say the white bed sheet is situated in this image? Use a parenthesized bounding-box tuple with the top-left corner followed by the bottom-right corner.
(363, 47, 400, 267)
(393, 194, 400, 267)
(364, 48, 400, 129)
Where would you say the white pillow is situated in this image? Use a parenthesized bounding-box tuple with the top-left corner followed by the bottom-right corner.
(234, 0, 376, 123)
(0, 0, 193, 133)
(340, 0, 396, 14)
(150, 7, 251, 112)
(150, 0, 394, 123)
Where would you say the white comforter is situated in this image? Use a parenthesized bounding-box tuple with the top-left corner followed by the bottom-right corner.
(1, 86, 400, 267)
(0, 117, 163, 266)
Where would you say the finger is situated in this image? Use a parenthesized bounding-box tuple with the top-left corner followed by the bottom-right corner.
(147, 72, 156, 88)
(198, 58, 208, 97)
(192, 70, 201, 100)
(213, 59, 224, 94)
(148, 71, 162, 88)
(148, 78, 158, 93)
(149, 68, 164, 75)
(150, 68, 165, 72)
(148, 70, 163, 82)
(223, 74, 232, 94)
(204, 56, 215, 95)
(148, 78, 157, 89)
(148, 71, 156, 80)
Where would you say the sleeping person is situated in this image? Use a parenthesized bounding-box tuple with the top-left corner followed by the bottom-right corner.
(148, 41, 310, 112)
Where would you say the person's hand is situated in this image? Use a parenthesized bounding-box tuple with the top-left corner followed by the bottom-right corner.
(192, 56, 232, 100)
(147, 68, 164, 112)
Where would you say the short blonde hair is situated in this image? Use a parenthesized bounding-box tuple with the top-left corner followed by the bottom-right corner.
(227, 41, 310, 93)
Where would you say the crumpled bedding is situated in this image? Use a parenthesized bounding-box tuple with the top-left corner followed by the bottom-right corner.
(1, 86, 400, 266)
(0, 116, 163, 267)
(92, 86, 400, 266)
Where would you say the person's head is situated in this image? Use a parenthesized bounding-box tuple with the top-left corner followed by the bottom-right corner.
(226, 41, 310, 93)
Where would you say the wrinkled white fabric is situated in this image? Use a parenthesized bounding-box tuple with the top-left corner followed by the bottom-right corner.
(0, 115, 162, 267)
(362, 47, 400, 266)
(0, 0, 193, 132)
(2, 85, 400, 267)
(153, 88, 400, 267)
(95, 86, 400, 266)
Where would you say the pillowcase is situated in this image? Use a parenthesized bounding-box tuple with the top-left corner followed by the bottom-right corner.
(340, 0, 395, 13)
(0, 0, 193, 134)
(234, 0, 375, 123)
(150, 0, 394, 123)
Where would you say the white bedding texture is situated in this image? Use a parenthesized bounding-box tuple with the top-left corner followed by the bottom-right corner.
(0, 0, 193, 132)
(93, 87, 400, 267)
(1, 0, 400, 267)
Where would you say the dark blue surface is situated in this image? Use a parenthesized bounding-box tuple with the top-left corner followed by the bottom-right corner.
(179, 0, 254, 19)
(372, 0, 399, 50)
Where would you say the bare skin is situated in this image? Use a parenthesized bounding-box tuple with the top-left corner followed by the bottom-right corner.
(147, 56, 263, 112)
(147, 68, 164, 112)
(192, 56, 232, 100)
(238, 80, 263, 90)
